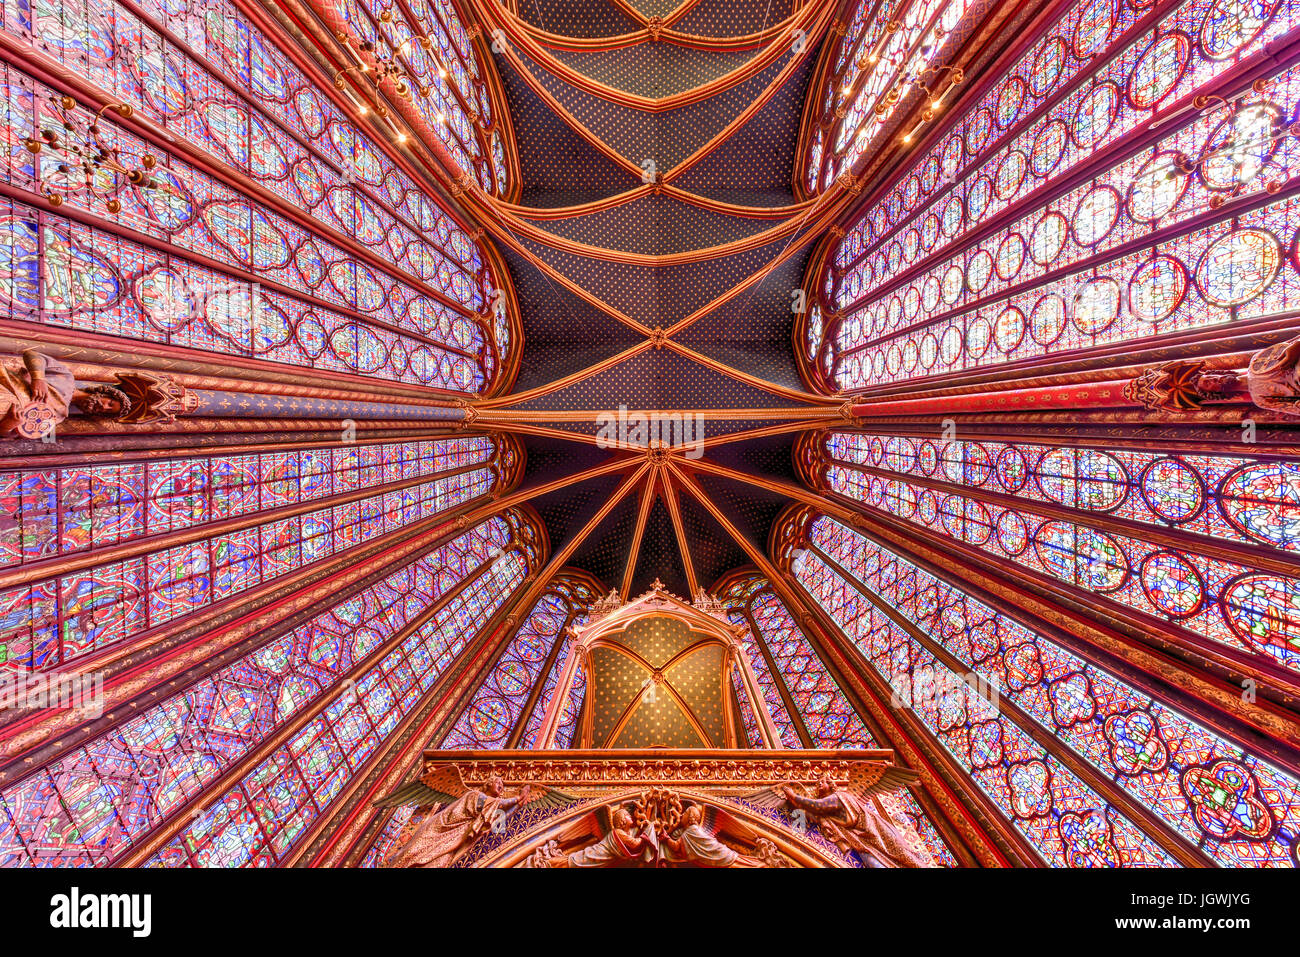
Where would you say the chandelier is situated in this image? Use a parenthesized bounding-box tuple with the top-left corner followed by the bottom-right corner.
(23, 94, 162, 215)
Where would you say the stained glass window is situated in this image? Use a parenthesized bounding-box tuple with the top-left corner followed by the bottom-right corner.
(718, 572, 959, 867)
(805, 0, 1300, 386)
(0, 0, 513, 390)
(801, 0, 982, 193)
(356, 576, 595, 866)
(0, 437, 504, 673)
(0, 510, 541, 867)
(782, 509, 1300, 867)
(335, 0, 511, 195)
(721, 575, 874, 749)
(818, 432, 1300, 675)
(440, 575, 595, 749)
(518, 619, 588, 750)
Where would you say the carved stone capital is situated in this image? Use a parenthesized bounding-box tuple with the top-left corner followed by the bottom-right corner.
(1124, 360, 1219, 413)
(450, 171, 476, 197)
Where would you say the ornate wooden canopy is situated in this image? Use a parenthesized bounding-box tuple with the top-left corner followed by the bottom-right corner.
(531, 581, 785, 748)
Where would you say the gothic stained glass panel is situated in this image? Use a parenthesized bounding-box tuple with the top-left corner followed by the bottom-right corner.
(147, 545, 530, 867)
(0, 437, 494, 567)
(805, 0, 1300, 383)
(721, 575, 810, 749)
(440, 577, 594, 750)
(0, 439, 502, 673)
(724, 580, 875, 749)
(718, 574, 959, 867)
(803, 0, 983, 192)
(0, 0, 512, 389)
(336, 0, 508, 196)
(825, 433, 1300, 549)
(518, 632, 587, 750)
(790, 535, 1176, 866)
(0, 511, 539, 867)
(819, 432, 1300, 674)
(790, 512, 1300, 867)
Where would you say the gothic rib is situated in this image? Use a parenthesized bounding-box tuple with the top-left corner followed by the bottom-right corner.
(623, 468, 661, 597)
(510, 0, 811, 51)
(475, 0, 831, 111)
(661, 470, 700, 596)
(496, 184, 817, 219)
(597, 641, 723, 748)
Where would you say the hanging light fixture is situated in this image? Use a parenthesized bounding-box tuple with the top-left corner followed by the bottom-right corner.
(22, 94, 164, 216)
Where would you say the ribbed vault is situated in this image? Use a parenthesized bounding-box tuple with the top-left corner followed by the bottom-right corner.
(466, 0, 856, 594)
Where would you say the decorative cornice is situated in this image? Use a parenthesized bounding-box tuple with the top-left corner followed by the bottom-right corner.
(416, 747, 900, 787)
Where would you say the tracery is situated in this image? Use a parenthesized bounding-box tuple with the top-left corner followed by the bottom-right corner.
(0, 0, 515, 393)
(803, 0, 1300, 392)
(780, 509, 1300, 866)
(2, 508, 542, 866)
(813, 431, 1300, 674)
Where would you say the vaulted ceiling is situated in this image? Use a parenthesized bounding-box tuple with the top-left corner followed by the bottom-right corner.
(472, 0, 853, 597)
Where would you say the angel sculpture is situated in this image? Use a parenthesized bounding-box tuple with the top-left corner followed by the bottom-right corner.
(659, 804, 766, 867)
(1239, 334, 1300, 416)
(745, 766, 935, 868)
(541, 804, 658, 867)
(373, 765, 575, 868)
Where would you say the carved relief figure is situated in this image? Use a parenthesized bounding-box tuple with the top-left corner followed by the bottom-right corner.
(660, 804, 765, 867)
(748, 766, 935, 867)
(0, 348, 129, 437)
(545, 805, 658, 867)
(523, 791, 787, 867)
(1123, 336, 1300, 417)
(374, 766, 574, 867)
(1240, 335, 1300, 415)
(1123, 360, 1221, 413)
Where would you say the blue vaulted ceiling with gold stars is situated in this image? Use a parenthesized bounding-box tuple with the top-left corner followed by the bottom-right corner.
(450, 0, 874, 597)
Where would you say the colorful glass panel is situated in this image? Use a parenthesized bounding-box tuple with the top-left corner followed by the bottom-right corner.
(792, 514, 1300, 867)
